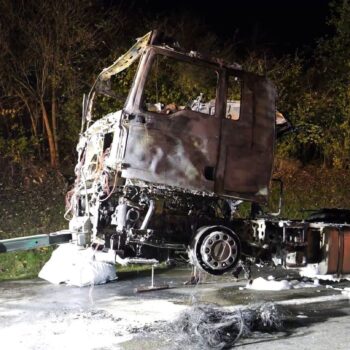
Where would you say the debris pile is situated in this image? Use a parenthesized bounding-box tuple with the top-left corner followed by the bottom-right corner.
(172, 303, 283, 349)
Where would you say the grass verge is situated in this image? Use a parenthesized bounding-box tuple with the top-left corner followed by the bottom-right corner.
(0, 247, 54, 281)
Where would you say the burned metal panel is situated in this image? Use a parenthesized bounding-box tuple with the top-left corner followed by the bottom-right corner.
(324, 227, 340, 274)
(83, 33, 152, 130)
(215, 72, 276, 203)
(99, 31, 151, 81)
(121, 112, 220, 191)
(121, 47, 222, 192)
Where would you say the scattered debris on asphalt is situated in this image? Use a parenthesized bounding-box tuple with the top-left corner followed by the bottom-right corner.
(170, 303, 283, 349)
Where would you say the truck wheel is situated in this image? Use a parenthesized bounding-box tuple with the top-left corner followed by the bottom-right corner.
(190, 225, 241, 275)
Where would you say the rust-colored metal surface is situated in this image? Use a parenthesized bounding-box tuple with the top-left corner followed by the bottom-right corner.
(341, 227, 350, 273)
(325, 228, 340, 274)
(323, 226, 350, 275)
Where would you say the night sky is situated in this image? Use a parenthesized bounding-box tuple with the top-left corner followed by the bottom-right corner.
(125, 0, 332, 54)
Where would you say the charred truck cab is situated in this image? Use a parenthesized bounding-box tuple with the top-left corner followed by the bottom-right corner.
(3, 31, 349, 278)
(69, 31, 277, 275)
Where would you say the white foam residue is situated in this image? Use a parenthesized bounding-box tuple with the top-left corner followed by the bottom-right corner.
(342, 287, 350, 297)
(327, 285, 350, 297)
(277, 294, 349, 305)
(246, 277, 292, 291)
(39, 244, 117, 287)
(300, 264, 350, 282)
(246, 277, 319, 291)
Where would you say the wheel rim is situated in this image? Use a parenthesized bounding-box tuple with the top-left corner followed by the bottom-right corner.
(191, 226, 241, 275)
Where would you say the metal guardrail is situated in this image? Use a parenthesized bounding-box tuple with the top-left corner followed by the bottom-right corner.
(0, 230, 72, 253)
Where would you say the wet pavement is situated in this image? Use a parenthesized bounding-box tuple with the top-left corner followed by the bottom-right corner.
(0, 265, 350, 349)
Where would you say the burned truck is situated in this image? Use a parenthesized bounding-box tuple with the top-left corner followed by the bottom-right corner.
(66, 30, 278, 275)
(1, 31, 350, 277)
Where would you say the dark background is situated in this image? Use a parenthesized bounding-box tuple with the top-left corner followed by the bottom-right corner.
(114, 0, 331, 54)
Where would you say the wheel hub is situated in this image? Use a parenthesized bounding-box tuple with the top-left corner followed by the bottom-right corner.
(200, 230, 238, 270)
(190, 226, 241, 275)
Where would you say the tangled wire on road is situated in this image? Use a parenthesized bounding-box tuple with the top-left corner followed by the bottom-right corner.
(172, 302, 283, 349)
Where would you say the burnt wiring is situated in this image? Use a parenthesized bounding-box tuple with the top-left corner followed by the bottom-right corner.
(64, 188, 76, 220)
(80, 168, 91, 221)
(99, 171, 118, 202)
(170, 302, 283, 349)
(64, 147, 86, 220)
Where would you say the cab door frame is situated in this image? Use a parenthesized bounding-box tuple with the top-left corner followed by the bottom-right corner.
(121, 46, 225, 192)
(215, 69, 276, 203)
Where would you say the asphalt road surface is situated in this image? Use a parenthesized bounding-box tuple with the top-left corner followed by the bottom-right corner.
(1, 265, 350, 350)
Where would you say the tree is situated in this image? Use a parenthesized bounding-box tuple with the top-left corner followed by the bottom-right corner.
(0, 0, 128, 167)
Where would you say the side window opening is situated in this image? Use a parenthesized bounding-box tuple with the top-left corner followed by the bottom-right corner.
(142, 54, 218, 116)
(226, 75, 242, 120)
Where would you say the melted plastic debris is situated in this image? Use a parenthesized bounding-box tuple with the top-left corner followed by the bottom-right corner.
(169, 303, 283, 350)
(39, 244, 117, 287)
